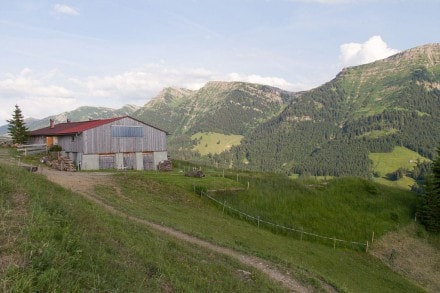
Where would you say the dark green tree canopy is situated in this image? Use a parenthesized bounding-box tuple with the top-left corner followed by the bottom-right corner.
(7, 105, 29, 144)
(418, 146, 440, 232)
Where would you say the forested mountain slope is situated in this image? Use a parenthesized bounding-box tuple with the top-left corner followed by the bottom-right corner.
(134, 81, 297, 135)
(233, 44, 440, 177)
(133, 81, 298, 158)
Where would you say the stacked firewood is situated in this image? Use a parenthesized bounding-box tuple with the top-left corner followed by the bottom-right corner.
(157, 160, 173, 171)
(43, 156, 76, 172)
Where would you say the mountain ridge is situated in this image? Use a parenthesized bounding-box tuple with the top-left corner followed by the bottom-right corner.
(0, 104, 140, 135)
(3, 43, 439, 179)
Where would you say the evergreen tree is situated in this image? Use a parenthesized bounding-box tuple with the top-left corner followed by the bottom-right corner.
(418, 146, 440, 232)
(7, 105, 29, 144)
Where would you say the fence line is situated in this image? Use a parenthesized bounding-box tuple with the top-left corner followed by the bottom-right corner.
(17, 144, 47, 156)
(200, 190, 367, 249)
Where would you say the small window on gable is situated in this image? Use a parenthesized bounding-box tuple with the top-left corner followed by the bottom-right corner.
(111, 126, 144, 137)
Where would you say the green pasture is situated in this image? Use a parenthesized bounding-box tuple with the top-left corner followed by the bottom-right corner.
(191, 132, 243, 155)
(0, 159, 425, 292)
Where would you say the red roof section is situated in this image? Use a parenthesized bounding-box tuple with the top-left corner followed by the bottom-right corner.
(30, 117, 124, 136)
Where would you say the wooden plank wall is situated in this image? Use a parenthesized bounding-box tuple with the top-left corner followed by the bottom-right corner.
(82, 117, 166, 154)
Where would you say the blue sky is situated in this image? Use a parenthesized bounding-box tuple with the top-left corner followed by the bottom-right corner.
(1, 0, 439, 125)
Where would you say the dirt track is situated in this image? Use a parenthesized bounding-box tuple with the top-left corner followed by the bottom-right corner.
(0, 150, 320, 292)
(41, 168, 311, 292)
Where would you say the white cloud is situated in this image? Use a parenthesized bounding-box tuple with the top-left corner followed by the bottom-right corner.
(340, 35, 400, 67)
(225, 73, 301, 91)
(53, 4, 79, 16)
(0, 69, 77, 125)
(0, 65, 306, 125)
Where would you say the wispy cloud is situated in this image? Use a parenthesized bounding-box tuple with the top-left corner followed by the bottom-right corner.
(53, 4, 79, 16)
(0, 64, 306, 124)
(340, 35, 400, 67)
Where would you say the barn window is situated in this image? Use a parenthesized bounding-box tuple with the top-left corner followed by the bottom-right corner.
(111, 126, 143, 137)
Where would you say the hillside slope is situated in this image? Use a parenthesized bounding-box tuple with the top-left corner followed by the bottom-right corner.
(133, 81, 298, 161)
(134, 81, 297, 136)
(233, 44, 440, 176)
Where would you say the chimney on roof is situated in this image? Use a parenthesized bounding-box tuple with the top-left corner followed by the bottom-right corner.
(50, 119, 55, 129)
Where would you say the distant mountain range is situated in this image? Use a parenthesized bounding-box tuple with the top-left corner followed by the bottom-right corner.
(3, 44, 439, 177)
(132, 43, 440, 177)
(0, 105, 140, 135)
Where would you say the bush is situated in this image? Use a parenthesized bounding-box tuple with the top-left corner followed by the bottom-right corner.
(49, 145, 62, 152)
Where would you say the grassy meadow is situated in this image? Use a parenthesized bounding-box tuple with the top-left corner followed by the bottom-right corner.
(191, 132, 243, 155)
(1, 158, 427, 292)
(370, 146, 431, 189)
(209, 174, 417, 245)
(0, 163, 285, 292)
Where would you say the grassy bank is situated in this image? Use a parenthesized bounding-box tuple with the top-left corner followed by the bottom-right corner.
(93, 168, 423, 292)
(209, 174, 417, 245)
(0, 163, 285, 292)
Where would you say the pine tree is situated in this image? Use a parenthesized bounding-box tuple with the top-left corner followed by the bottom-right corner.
(418, 146, 440, 232)
(7, 105, 29, 144)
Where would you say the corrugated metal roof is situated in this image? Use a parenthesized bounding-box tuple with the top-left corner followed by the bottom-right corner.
(30, 117, 124, 136)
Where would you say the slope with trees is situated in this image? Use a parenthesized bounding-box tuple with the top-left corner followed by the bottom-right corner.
(232, 44, 440, 177)
(418, 147, 440, 232)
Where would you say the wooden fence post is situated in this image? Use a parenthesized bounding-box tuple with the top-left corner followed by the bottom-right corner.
(366, 241, 369, 252)
(257, 216, 260, 228)
(223, 201, 226, 214)
(333, 237, 336, 249)
(371, 231, 375, 244)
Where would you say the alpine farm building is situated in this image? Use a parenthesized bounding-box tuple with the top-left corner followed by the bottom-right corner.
(29, 116, 168, 171)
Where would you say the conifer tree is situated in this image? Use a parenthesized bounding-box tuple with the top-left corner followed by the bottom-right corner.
(7, 105, 29, 144)
(418, 146, 440, 232)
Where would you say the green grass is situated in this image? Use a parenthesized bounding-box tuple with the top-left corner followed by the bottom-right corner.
(1, 160, 426, 292)
(370, 146, 430, 177)
(91, 167, 423, 292)
(191, 132, 243, 155)
(359, 129, 398, 139)
(369, 146, 431, 189)
(0, 163, 286, 292)
(209, 174, 417, 245)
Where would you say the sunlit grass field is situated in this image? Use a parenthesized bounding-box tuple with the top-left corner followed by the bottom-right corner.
(1, 158, 425, 292)
(191, 132, 243, 155)
(369, 146, 431, 189)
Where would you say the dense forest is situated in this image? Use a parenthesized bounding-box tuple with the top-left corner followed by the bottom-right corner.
(133, 44, 440, 178)
(232, 65, 440, 177)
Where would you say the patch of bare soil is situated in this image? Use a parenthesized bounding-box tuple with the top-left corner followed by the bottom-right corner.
(370, 223, 440, 293)
(38, 167, 323, 292)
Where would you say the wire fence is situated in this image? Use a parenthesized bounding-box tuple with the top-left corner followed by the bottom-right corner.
(198, 189, 370, 251)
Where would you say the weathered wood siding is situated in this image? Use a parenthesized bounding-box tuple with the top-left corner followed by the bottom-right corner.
(29, 136, 45, 145)
(82, 117, 166, 154)
(57, 134, 82, 153)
